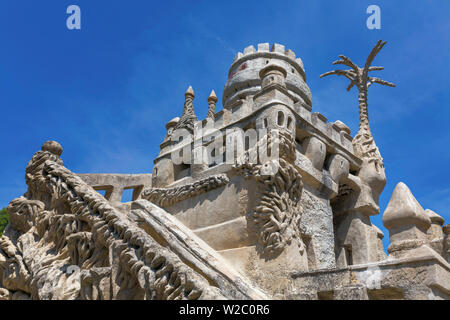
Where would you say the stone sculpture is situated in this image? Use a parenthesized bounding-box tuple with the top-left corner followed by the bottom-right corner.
(0, 41, 448, 300)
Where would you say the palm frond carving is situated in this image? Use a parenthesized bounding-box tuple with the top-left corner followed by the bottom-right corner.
(320, 40, 395, 172)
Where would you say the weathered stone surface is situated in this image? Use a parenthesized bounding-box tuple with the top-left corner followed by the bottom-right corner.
(326, 153, 350, 183)
(302, 136, 326, 171)
(300, 186, 336, 269)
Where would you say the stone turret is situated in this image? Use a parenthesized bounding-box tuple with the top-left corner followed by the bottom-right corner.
(223, 43, 312, 109)
(160, 117, 179, 148)
(253, 63, 296, 137)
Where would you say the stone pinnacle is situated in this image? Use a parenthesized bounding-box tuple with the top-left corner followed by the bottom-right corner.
(382, 182, 430, 230)
(208, 90, 218, 102)
(185, 86, 195, 98)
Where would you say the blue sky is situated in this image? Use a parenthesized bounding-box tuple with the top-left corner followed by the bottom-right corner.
(0, 0, 449, 250)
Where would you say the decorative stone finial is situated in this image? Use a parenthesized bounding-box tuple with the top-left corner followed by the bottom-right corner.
(41, 141, 63, 157)
(185, 86, 195, 98)
(383, 182, 430, 230)
(208, 90, 217, 103)
(207, 90, 217, 119)
(382, 182, 431, 253)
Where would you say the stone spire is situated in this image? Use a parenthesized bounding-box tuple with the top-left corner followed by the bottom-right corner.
(174, 86, 197, 132)
(207, 90, 217, 119)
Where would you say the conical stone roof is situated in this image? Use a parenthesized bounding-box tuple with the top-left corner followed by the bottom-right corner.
(383, 182, 431, 230)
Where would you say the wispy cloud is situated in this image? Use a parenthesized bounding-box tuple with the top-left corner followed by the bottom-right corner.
(185, 14, 236, 55)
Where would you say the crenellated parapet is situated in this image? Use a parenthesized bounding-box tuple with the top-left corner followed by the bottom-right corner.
(224, 43, 312, 109)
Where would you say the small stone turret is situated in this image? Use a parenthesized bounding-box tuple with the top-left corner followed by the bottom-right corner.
(383, 182, 431, 256)
(253, 63, 296, 137)
(163, 117, 179, 141)
(158, 117, 179, 156)
(259, 63, 287, 89)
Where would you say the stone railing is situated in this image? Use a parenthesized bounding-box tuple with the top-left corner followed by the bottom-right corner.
(0, 142, 248, 300)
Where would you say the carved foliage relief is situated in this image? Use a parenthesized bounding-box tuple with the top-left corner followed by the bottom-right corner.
(235, 131, 304, 258)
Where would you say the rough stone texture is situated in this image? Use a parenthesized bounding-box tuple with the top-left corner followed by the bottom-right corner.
(1, 41, 448, 299)
(299, 186, 336, 269)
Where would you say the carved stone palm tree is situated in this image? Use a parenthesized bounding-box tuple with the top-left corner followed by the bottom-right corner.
(321, 40, 395, 174)
(321, 40, 395, 207)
